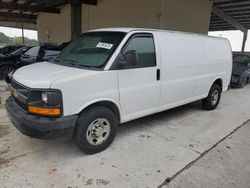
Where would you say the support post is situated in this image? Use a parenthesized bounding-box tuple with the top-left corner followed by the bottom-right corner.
(71, 3, 82, 40)
(241, 31, 248, 53)
(21, 11, 25, 45)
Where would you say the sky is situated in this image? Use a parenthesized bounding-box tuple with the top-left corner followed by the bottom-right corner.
(0, 26, 37, 40)
(0, 26, 249, 51)
(209, 30, 250, 52)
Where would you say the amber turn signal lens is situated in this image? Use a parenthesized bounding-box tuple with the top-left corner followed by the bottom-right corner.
(28, 106, 61, 116)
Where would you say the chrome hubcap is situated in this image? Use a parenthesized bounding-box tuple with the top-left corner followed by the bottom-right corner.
(86, 118, 111, 145)
(211, 90, 219, 106)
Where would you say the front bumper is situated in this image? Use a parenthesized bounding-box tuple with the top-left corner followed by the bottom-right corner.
(5, 97, 78, 140)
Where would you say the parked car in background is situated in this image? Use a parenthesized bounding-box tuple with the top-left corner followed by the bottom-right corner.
(0, 45, 24, 56)
(1, 44, 63, 80)
(0, 46, 32, 79)
(19, 45, 61, 66)
(2, 43, 68, 82)
(231, 53, 250, 88)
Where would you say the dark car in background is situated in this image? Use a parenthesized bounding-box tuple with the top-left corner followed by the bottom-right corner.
(1, 44, 63, 80)
(0, 46, 32, 79)
(231, 53, 250, 88)
(19, 45, 61, 66)
(0, 45, 24, 56)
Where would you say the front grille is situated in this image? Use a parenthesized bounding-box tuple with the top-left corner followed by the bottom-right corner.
(11, 79, 30, 112)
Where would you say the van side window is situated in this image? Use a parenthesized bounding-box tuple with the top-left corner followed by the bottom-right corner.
(121, 36, 156, 68)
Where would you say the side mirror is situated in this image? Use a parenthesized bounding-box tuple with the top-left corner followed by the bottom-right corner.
(119, 50, 138, 68)
(22, 54, 30, 58)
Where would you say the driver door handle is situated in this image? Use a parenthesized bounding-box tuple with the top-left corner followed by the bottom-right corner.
(157, 69, 160, 81)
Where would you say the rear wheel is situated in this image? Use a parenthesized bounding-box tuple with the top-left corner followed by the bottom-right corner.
(0, 65, 16, 80)
(202, 84, 222, 110)
(240, 78, 248, 88)
(74, 106, 118, 154)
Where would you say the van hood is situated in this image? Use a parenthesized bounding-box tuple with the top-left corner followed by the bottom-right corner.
(13, 62, 90, 88)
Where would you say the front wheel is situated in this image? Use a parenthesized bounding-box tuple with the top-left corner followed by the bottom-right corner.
(0, 65, 16, 80)
(74, 106, 118, 154)
(202, 84, 222, 110)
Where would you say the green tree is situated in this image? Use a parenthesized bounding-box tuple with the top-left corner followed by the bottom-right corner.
(0, 32, 38, 47)
(12, 36, 38, 46)
(0, 32, 12, 46)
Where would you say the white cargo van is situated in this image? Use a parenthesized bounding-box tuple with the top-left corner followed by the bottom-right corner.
(6, 28, 232, 154)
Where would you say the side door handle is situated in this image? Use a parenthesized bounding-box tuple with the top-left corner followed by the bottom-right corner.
(157, 69, 160, 81)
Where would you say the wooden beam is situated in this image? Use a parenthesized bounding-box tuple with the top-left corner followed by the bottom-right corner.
(42, 0, 97, 8)
(0, 12, 36, 24)
(82, 0, 97, 5)
(212, 5, 249, 53)
(212, 5, 248, 32)
(0, 2, 60, 13)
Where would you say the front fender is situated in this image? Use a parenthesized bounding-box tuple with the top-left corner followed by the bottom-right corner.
(76, 98, 121, 116)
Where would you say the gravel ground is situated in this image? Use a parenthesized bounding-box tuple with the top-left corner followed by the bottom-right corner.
(0, 81, 10, 108)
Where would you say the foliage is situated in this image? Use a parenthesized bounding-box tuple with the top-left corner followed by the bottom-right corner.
(0, 32, 38, 47)
(12, 36, 38, 46)
(0, 32, 12, 45)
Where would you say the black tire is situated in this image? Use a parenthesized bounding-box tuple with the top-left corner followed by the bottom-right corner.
(0, 65, 16, 80)
(240, 78, 247, 88)
(74, 106, 118, 154)
(202, 84, 222, 111)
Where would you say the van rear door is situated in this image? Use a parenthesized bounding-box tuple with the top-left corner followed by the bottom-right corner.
(117, 34, 160, 121)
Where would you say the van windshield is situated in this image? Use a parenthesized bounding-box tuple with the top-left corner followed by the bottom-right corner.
(53, 32, 125, 69)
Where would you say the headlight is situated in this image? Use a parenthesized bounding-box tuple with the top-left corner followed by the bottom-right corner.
(42, 92, 48, 103)
(28, 90, 62, 117)
(40, 91, 61, 106)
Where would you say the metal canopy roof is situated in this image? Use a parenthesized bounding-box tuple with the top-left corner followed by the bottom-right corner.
(0, 0, 250, 32)
(210, 0, 250, 31)
(0, 0, 97, 24)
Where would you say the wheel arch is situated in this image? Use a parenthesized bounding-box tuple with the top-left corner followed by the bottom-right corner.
(0, 62, 18, 79)
(212, 78, 223, 90)
(77, 99, 121, 123)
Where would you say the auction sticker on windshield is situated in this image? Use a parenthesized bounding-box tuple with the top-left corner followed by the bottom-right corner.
(96, 42, 113, 50)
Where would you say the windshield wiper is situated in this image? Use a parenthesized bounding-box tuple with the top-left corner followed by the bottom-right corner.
(61, 58, 93, 68)
(62, 59, 82, 68)
(61, 58, 76, 63)
(52, 58, 61, 63)
(52, 58, 97, 69)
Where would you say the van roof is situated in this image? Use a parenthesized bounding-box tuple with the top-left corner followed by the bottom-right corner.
(90, 27, 229, 42)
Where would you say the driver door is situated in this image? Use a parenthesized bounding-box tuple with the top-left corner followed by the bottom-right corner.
(117, 34, 160, 122)
(20, 46, 40, 66)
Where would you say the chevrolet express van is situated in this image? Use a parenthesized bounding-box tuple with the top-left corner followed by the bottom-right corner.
(6, 28, 232, 154)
